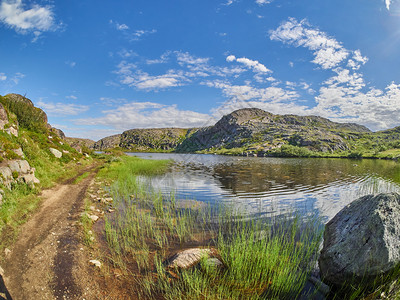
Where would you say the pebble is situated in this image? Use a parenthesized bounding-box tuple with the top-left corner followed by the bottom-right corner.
(89, 260, 102, 268)
(89, 215, 99, 222)
(4, 248, 11, 256)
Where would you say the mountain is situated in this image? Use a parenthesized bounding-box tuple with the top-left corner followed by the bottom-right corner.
(93, 108, 374, 156)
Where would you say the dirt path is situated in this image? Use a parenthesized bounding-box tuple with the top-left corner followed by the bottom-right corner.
(2, 162, 103, 300)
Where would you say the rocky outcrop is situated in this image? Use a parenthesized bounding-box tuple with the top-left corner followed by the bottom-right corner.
(93, 134, 121, 150)
(0, 160, 40, 189)
(319, 193, 400, 286)
(0, 103, 8, 130)
(120, 128, 188, 151)
(5, 93, 48, 124)
(65, 137, 96, 153)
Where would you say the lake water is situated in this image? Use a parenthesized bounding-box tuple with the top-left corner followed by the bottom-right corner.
(128, 152, 400, 223)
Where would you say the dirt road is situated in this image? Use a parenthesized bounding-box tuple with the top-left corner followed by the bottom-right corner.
(2, 162, 103, 300)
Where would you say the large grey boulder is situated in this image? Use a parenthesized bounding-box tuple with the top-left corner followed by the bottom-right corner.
(50, 148, 62, 158)
(319, 193, 400, 285)
(8, 160, 30, 174)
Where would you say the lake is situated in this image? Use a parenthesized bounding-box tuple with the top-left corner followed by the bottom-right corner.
(128, 152, 400, 222)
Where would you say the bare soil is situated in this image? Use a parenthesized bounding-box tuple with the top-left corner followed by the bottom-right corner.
(1, 162, 103, 300)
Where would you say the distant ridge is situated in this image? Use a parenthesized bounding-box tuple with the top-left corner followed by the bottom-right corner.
(92, 108, 376, 156)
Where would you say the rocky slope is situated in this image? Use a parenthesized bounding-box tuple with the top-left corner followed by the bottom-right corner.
(177, 108, 371, 153)
(94, 108, 374, 155)
(0, 93, 84, 196)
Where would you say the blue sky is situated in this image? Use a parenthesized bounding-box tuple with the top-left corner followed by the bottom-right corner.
(1, 0, 400, 140)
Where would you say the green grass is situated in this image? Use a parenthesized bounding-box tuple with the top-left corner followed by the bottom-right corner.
(98, 156, 323, 299)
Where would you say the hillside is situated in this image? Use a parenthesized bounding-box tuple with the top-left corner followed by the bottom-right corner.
(0, 93, 87, 224)
(176, 108, 370, 154)
(93, 108, 400, 158)
(94, 128, 189, 152)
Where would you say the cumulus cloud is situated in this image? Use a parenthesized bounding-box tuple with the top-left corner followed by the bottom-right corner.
(226, 55, 272, 73)
(0, 0, 57, 36)
(270, 18, 351, 69)
(37, 100, 89, 115)
(114, 61, 189, 90)
(176, 52, 210, 65)
(205, 80, 299, 103)
(0, 73, 6, 81)
(75, 102, 212, 130)
(386, 0, 392, 10)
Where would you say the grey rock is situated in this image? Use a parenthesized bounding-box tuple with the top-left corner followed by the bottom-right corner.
(49, 148, 62, 158)
(22, 173, 40, 185)
(319, 193, 400, 285)
(12, 147, 24, 158)
(8, 160, 30, 174)
(168, 248, 214, 269)
(0, 103, 8, 130)
(5, 126, 18, 137)
(0, 167, 12, 181)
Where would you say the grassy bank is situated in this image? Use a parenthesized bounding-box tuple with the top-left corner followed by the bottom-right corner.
(93, 155, 323, 299)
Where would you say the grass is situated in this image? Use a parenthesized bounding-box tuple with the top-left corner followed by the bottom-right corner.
(96, 155, 323, 299)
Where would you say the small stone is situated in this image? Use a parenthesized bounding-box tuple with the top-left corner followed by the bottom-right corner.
(4, 248, 11, 256)
(89, 260, 102, 268)
(0, 265, 4, 276)
(89, 215, 99, 222)
(89, 206, 96, 211)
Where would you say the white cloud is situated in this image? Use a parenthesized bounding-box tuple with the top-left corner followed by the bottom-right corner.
(65, 61, 76, 68)
(135, 72, 186, 90)
(386, 0, 392, 10)
(66, 95, 77, 100)
(37, 100, 89, 115)
(75, 102, 212, 130)
(255, 0, 272, 5)
(0, 73, 6, 81)
(205, 80, 299, 103)
(114, 61, 188, 90)
(117, 23, 129, 30)
(10, 72, 24, 84)
(226, 55, 236, 62)
(270, 18, 350, 69)
(176, 52, 210, 65)
(130, 29, 157, 41)
(146, 51, 171, 64)
(118, 49, 137, 58)
(0, 0, 57, 35)
(226, 55, 272, 73)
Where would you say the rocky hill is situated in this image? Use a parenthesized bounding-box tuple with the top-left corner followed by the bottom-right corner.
(0, 93, 84, 199)
(93, 134, 121, 151)
(177, 108, 370, 154)
(93, 129, 190, 152)
(94, 108, 376, 156)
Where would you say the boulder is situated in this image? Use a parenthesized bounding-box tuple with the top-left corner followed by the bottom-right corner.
(167, 248, 220, 269)
(319, 193, 400, 285)
(50, 148, 62, 158)
(5, 126, 18, 137)
(8, 160, 30, 174)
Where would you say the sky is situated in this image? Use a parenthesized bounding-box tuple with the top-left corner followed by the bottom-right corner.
(1, 0, 400, 140)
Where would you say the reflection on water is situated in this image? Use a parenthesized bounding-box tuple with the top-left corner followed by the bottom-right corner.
(129, 153, 400, 222)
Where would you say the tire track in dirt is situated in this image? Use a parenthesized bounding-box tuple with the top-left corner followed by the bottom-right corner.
(2, 162, 102, 300)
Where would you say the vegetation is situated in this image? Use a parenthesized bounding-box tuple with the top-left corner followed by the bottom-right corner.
(95, 156, 323, 299)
